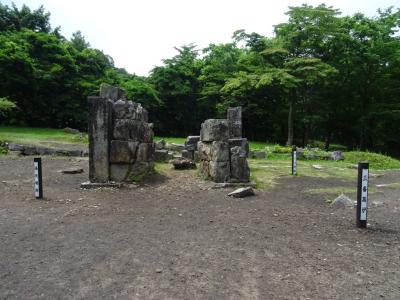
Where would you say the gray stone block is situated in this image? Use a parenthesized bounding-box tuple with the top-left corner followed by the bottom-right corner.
(227, 107, 242, 138)
(88, 96, 113, 182)
(200, 119, 229, 142)
(110, 164, 130, 182)
(230, 146, 250, 182)
(209, 161, 230, 183)
(100, 83, 125, 101)
(181, 149, 194, 160)
(137, 143, 154, 162)
(110, 140, 138, 163)
(198, 141, 229, 162)
(154, 149, 172, 162)
(113, 119, 154, 142)
(184, 136, 200, 151)
(229, 138, 249, 157)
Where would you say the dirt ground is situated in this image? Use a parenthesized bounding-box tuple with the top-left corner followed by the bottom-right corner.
(1, 156, 399, 300)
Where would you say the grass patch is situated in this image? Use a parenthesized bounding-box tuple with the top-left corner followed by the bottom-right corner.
(307, 186, 377, 195)
(249, 159, 358, 189)
(0, 126, 87, 146)
(154, 136, 186, 145)
(344, 151, 400, 170)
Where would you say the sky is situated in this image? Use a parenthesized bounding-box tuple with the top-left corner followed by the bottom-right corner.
(3, 0, 399, 76)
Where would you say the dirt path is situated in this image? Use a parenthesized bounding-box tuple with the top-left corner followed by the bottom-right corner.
(1, 156, 399, 299)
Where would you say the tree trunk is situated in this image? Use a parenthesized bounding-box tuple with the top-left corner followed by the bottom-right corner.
(286, 98, 294, 146)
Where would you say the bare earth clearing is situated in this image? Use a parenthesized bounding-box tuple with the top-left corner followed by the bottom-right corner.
(1, 156, 400, 299)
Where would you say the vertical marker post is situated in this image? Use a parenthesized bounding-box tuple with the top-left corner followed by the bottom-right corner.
(292, 146, 297, 175)
(356, 162, 369, 228)
(34, 157, 43, 199)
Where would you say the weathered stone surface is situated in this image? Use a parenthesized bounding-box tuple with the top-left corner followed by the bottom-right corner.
(181, 149, 194, 160)
(88, 96, 113, 182)
(109, 140, 138, 163)
(227, 107, 242, 138)
(155, 139, 166, 150)
(198, 141, 229, 162)
(154, 149, 172, 162)
(113, 119, 153, 142)
(229, 138, 249, 157)
(170, 158, 196, 170)
(137, 142, 154, 162)
(200, 119, 229, 142)
(184, 136, 200, 151)
(193, 151, 200, 163)
(130, 161, 154, 177)
(7, 143, 24, 151)
(80, 181, 123, 189)
(165, 143, 185, 152)
(109, 164, 130, 182)
(100, 83, 125, 101)
(228, 187, 254, 198)
(209, 161, 230, 183)
(230, 146, 250, 182)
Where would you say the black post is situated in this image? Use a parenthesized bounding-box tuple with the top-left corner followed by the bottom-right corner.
(34, 157, 43, 199)
(356, 162, 369, 228)
(292, 146, 297, 175)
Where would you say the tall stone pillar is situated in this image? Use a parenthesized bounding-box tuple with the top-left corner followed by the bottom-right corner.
(227, 107, 242, 138)
(88, 96, 113, 182)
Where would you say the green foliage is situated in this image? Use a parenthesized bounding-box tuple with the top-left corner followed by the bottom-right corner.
(0, 2, 399, 157)
(0, 97, 17, 116)
(344, 151, 400, 170)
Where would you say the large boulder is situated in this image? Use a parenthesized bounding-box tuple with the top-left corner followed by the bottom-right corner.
(200, 119, 229, 142)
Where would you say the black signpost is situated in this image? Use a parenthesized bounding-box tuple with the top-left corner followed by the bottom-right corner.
(34, 157, 43, 199)
(292, 146, 297, 176)
(356, 162, 369, 228)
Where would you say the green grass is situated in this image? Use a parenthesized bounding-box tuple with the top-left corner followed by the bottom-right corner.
(154, 136, 186, 144)
(0, 126, 87, 146)
(307, 186, 377, 195)
(344, 151, 400, 170)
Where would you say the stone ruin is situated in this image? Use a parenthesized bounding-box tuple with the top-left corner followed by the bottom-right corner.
(198, 107, 250, 183)
(87, 83, 154, 183)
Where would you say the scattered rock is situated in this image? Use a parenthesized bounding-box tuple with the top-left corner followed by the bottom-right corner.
(331, 151, 344, 161)
(61, 167, 84, 174)
(63, 127, 80, 134)
(165, 143, 185, 152)
(155, 139, 166, 150)
(155, 268, 163, 273)
(253, 151, 266, 159)
(228, 187, 255, 198)
(312, 164, 323, 170)
(170, 158, 196, 170)
(330, 194, 353, 209)
(372, 201, 384, 207)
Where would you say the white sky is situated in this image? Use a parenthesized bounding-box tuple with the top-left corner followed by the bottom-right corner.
(4, 0, 399, 76)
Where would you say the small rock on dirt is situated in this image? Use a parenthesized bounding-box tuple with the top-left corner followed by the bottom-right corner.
(312, 164, 323, 170)
(61, 167, 84, 174)
(228, 187, 255, 198)
(330, 194, 353, 209)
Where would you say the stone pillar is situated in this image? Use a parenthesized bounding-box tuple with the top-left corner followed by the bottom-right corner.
(227, 107, 242, 138)
(199, 119, 230, 183)
(88, 96, 113, 182)
(99, 83, 125, 101)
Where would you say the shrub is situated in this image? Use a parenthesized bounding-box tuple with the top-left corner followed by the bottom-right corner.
(344, 151, 400, 170)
